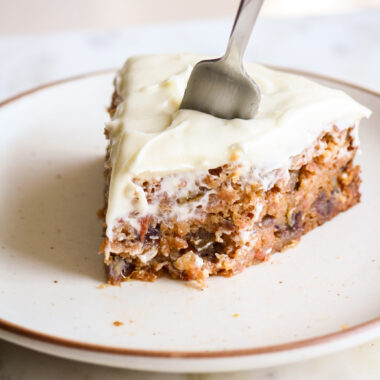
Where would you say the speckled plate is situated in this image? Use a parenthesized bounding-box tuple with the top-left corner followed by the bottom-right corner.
(0, 69, 379, 373)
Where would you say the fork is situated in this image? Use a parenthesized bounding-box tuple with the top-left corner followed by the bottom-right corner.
(180, 0, 264, 120)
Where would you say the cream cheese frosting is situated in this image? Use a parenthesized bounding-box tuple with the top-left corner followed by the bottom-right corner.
(105, 53, 371, 234)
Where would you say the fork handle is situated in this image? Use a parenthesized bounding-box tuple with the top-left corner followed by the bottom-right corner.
(225, 0, 264, 65)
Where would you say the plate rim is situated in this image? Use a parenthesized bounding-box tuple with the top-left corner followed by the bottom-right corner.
(1, 317, 380, 358)
(1, 67, 379, 359)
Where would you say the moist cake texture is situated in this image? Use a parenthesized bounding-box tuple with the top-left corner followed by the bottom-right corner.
(100, 54, 371, 285)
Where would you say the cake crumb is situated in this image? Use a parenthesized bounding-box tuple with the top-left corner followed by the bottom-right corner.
(233, 313, 239, 318)
(113, 321, 123, 327)
(97, 283, 109, 289)
(97, 208, 105, 219)
(341, 323, 349, 330)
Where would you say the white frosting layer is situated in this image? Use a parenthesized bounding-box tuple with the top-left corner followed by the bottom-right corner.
(105, 53, 371, 235)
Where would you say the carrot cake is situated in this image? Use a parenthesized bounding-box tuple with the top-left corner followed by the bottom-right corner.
(100, 53, 371, 286)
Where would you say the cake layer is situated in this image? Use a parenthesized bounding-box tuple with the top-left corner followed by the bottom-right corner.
(102, 125, 360, 285)
(105, 54, 370, 236)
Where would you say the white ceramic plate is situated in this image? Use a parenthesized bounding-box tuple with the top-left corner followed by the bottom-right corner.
(0, 69, 379, 373)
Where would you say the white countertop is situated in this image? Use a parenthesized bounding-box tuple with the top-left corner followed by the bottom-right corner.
(1, 339, 380, 379)
(1, 11, 380, 103)
(0, 11, 379, 379)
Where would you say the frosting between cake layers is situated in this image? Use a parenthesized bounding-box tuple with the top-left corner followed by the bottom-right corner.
(105, 53, 371, 234)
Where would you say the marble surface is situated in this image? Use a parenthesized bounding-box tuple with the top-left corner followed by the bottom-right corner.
(1, 11, 380, 103)
(1, 11, 380, 379)
(1, 339, 380, 379)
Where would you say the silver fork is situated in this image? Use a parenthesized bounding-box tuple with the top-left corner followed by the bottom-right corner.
(180, 0, 264, 120)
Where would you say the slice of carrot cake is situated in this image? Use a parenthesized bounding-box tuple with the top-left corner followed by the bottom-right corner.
(100, 53, 371, 285)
